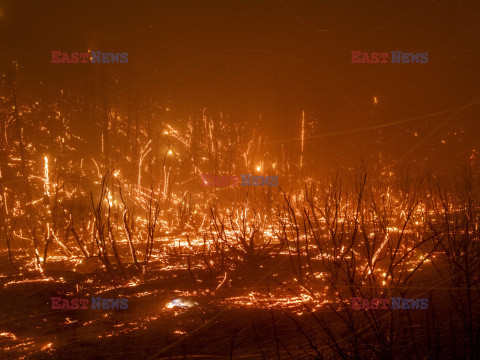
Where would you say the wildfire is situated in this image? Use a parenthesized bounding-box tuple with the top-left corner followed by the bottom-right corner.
(41, 343, 53, 351)
(0, 332, 17, 340)
(43, 156, 49, 197)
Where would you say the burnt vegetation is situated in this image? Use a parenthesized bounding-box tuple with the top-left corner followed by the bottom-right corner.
(0, 70, 479, 359)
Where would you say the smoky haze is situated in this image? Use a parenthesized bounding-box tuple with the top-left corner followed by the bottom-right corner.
(1, 0, 479, 172)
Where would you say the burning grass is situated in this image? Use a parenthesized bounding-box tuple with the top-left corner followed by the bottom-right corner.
(0, 87, 479, 358)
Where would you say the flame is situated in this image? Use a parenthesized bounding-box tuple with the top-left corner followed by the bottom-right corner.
(41, 343, 53, 351)
(44, 156, 50, 197)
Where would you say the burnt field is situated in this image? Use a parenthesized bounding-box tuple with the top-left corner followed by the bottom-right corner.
(1, 162, 479, 359)
(1, 1, 480, 358)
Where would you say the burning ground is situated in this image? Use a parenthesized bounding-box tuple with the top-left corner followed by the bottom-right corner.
(0, 73, 479, 359)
